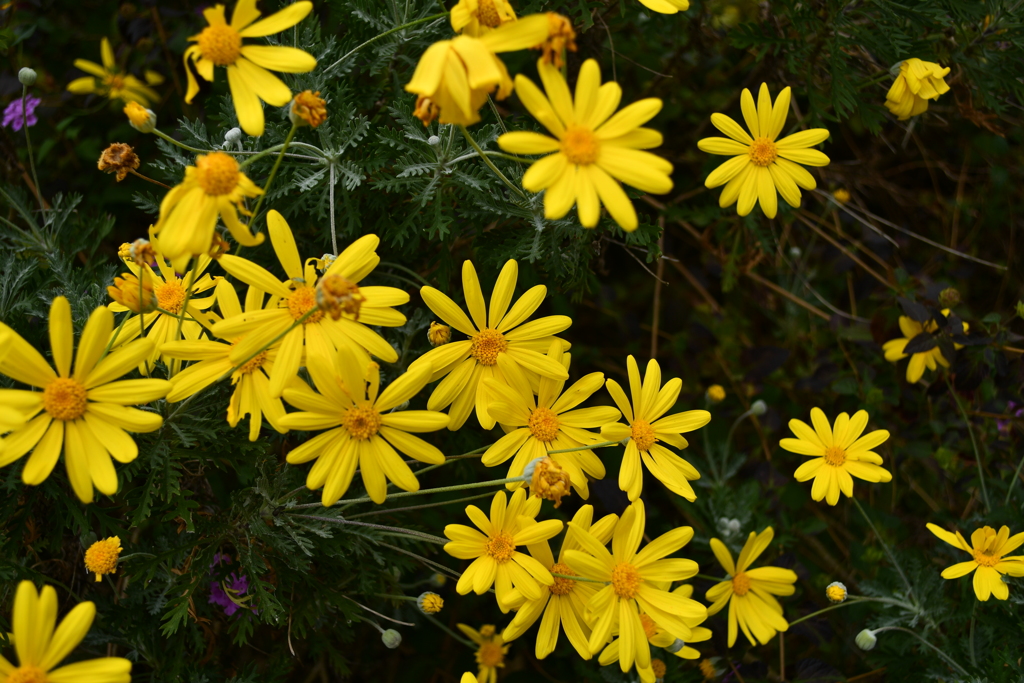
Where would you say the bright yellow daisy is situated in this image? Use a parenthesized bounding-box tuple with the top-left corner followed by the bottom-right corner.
(161, 280, 288, 441)
(637, 0, 690, 14)
(457, 624, 508, 683)
(564, 499, 707, 672)
(926, 523, 1024, 601)
(451, 0, 517, 36)
(0, 581, 132, 683)
(444, 488, 563, 611)
(501, 505, 618, 659)
(481, 340, 620, 497)
(779, 407, 892, 506)
(706, 527, 796, 647)
(279, 347, 449, 505)
(498, 59, 672, 231)
(412, 259, 571, 431)
(884, 58, 950, 120)
(184, 0, 317, 136)
(600, 355, 710, 501)
(882, 309, 967, 384)
(213, 210, 409, 397)
(67, 37, 159, 106)
(697, 83, 830, 219)
(0, 298, 170, 503)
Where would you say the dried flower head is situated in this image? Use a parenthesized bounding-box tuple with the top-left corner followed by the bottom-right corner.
(84, 536, 123, 582)
(651, 658, 667, 680)
(108, 270, 156, 313)
(290, 90, 328, 128)
(413, 95, 440, 127)
(534, 13, 577, 68)
(316, 273, 366, 321)
(529, 456, 572, 507)
(130, 238, 157, 266)
(208, 233, 232, 260)
(427, 321, 451, 347)
(97, 142, 140, 182)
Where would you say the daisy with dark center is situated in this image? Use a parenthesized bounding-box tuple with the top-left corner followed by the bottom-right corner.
(600, 356, 710, 501)
(697, 83, 830, 218)
(413, 259, 571, 430)
(779, 407, 892, 505)
(450, 0, 517, 36)
(926, 523, 1024, 601)
(457, 624, 509, 683)
(67, 37, 159, 106)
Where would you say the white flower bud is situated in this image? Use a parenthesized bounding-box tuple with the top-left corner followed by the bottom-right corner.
(224, 127, 242, 151)
(750, 400, 767, 416)
(789, 246, 801, 258)
(855, 629, 877, 651)
(381, 628, 402, 649)
(427, 135, 441, 147)
(19, 68, 37, 86)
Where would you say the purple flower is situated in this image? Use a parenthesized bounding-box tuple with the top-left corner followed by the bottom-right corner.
(208, 553, 252, 616)
(998, 401, 1022, 435)
(2, 95, 41, 131)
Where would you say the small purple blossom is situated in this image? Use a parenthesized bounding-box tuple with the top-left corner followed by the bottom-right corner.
(2, 95, 41, 131)
(998, 401, 1022, 435)
(208, 553, 252, 616)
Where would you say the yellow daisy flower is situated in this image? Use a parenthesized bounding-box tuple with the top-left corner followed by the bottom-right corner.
(443, 488, 563, 611)
(412, 259, 571, 431)
(884, 58, 950, 120)
(451, 0, 517, 36)
(457, 624, 508, 683)
(779, 407, 892, 506)
(599, 355, 710, 501)
(279, 347, 449, 505)
(405, 14, 549, 126)
(84, 536, 122, 582)
(184, 0, 317, 136)
(697, 83, 830, 218)
(501, 505, 618, 659)
(637, 0, 690, 14)
(67, 37, 159, 106)
(0, 330, 30, 435)
(161, 281, 288, 441)
(0, 298, 170, 503)
(481, 340, 620, 497)
(926, 523, 1024, 601)
(882, 309, 967, 384)
(498, 59, 672, 231)
(705, 526, 797, 647)
(564, 499, 706, 671)
(213, 210, 409, 397)
(0, 581, 132, 683)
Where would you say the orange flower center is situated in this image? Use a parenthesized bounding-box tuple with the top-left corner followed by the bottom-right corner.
(651, 658, 667, 679)
(611, 562, 641, 599)
(196, 152, 241, 196)
(973, 549, 1000, 567)
(470, 328, 507, 366)
(155, 280, 186, 314)
(699, 659, 717, 679)
(631, 419, 657, 451)
(561, 125, 600, 165)
(476, 0, 502, 27)
(748, 137, 778, 167)
(197, 23, 242, 66)
(43, 377, 88, 421)
(84, 538, 121, 576)
(477, 640, 505, 667)
(547, 562, 576, 595)
(342, 406, 382, 440)
(233, 344, 268, 375)
(485, 532, 516, 563)
(528, 407, 560, 443)
(732, 571, 751, 596)
(6, 667, 48, 683)
(287, 286, 325, 324)
(823, 445, 846, 467)
(639, 613, 658, 639)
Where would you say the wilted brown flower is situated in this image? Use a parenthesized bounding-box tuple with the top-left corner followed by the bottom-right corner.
(129, 238, 158, 266)
(208, 233, 231, 260)
(290, 90, 328, 128)
(413, 95, 440, 127)
(534, 13, 577, 68)
(316, 273, 366, 321)
(97, 142, 140, 182)
(529, 457, 571, 507)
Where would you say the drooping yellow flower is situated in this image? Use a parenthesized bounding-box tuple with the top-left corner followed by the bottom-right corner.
(498, 59, 672, 232)
(279, 347, 449, 505)
(697, 83, 830, 219)
(84, 536, 123, 582)
(450, 0, 517, 36)
(161, 281, 288, 441)
(882, 309, 967, 384)
(153, 152, 264, 263)
(405, 14, 549, 126)
(884, 59, 950, 121)
(444, 488, 563, 611)
(481, 340, 619, 497)
(599, 356, 710, 501)
(564, 499, 707, 671)
(501, 505, 618, 660)
(184, 0, 317, 136)
(67, 37, 159, 106)
(458, 624, 509, 683)
(779, 408, 891, 505)
(213, 210, 409, 397)
(412, 259, 571, 430)
(637, 0, 690, 14)
(0, 298, 170, 503)
(124, 101, 157, 133)
(0, 581, 132, 683)
(706, 527, 796, 647)
(926, 523, 1024, 601)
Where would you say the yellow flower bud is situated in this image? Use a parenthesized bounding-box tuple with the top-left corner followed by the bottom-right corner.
(427, 321, 451, 347)
(84, 536, 122, 582)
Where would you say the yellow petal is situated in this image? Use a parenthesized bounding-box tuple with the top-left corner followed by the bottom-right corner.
(238, 1, 313, 37)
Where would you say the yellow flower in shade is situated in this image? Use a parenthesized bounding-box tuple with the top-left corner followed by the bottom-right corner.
(84, 536, 122, 582)
(279, 348, 449, 505)
(498, 59, 672, 232)
(450, 0, 517, 36)
(501, 505, 618, 659)
(481, 340, 619, 497)
(0, 298, 170, 503)
(699, 658, 719, 679)
(705, 384, 726, 404)
(184, 0, 317, 136)
(697, 83, 830, 219)
(706, 527, 797, 647)
(882, 309, 967, 384)
(599, 356, 710, 501)
(412, 259, 571, 431)
(564, 500, 706, 671)
(779, 408, 892, 506)
(213, 210, 409, 397)
(161, 281, 288, 441)
(405, 14, 549, 126)
(926, 523, 1024, 601)
(444, 488, 563, 610)
(67, 37, 159, 106)
(0, 581, 132, 682)
(637, 0, 690, 14)
(884, 59, 950, 120)
(458, 624, 509, 683)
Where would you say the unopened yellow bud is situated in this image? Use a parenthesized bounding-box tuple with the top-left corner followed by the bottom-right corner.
(108, 270, 156, 313)
(428, 321, 451, 347)
(84, 536, 122, 582)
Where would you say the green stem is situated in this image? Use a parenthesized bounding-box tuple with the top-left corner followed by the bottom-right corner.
(969, 602, 978, 669)
(171, 260, 199, 370)
(288, 514, 448, 545)
(458, 125, 527, 200)
(786, 595, 917, 628)
(245, 123, 298, 231)
(424, 614, 476, 649)
(1005, 448, 1024, 505)
(293, 475, 528, 509)
(375, 593, 417, 602)
(694, 573, 727, 582)
(946, 378, 990, 512)
(347, 491, 496, 519)
(870, 627, 970, 677)
(380, 261, 431, 287)
(152, 128, 210, 154)
(546, 440, 618, 454)
(324, 13, 449, 72)
(376, 541, 460, 580)
(21, 86, 45, 215)
(551, 572, 606, 584)
(99, 314, 129, 363)
(851, 496, 916, 605)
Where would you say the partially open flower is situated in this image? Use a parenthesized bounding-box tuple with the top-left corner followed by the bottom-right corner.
(825, 581, 848, 603)
(118, 242, 133, 261)
(427, 321, 450, 346)
(290, 90, 328, 128)
(108, 269, 156, 313)
(316, 273, 366, 321)
(417, 591, 444, 614)
(84, 536, 123, 582)
(97, 142, 140, 181)
(529, 456, 572, 507)
(533, 13, 576, 68)
(124, 101, 157, 133)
